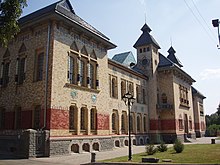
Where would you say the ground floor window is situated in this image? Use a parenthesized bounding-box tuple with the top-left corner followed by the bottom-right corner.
(34, 105, 41, 129)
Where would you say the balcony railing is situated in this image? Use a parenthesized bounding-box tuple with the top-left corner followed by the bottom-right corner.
(156, 103, 173, 110)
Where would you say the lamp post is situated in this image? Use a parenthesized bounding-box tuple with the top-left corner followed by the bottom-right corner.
(122, 92, 135, 161)
(212, 19, 220, 48)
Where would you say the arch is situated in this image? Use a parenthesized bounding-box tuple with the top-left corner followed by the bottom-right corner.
(3, 49, 10, 58)
(18, 43, 27, 54)
(114, 140, 120, 147)
(71, 144, 79, 153)
(92, 142, 99, 151)
(70, 42, 79, 52)
(133, 139, 136, 145)
(139, 138, 144, 145)
(81, 46, 88, 56)
(124, 139, 128, 146)
(90, 50, 97, 59)
(82, 143, 90, 152)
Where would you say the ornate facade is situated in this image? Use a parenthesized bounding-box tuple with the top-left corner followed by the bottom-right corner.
(0, 0, 206, 157)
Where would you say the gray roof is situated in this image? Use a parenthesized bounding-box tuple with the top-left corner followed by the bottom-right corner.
(112, 51, 136, 67)
(167, 46, 183, 67)
(192, 86, 206, 99)
(133, 24, 160, 49)
(19, 0, 115, 48)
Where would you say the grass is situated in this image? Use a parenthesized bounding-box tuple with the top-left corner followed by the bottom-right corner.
(102, 144, 220, 164)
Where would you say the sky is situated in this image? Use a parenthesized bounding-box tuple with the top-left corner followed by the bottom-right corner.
(22, 0, 220, 115)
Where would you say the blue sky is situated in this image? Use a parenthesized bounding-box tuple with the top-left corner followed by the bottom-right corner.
(22, 0, 220, 115)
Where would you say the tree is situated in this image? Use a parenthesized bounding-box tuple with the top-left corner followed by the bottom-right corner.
(0, 0, 27, 46)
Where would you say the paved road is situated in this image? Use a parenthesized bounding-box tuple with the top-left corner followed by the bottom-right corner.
(0, 137, 219, 165)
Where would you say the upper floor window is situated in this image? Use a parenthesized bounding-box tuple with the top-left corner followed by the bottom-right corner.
(68, 53, 78, 85)
(142, 88, 146, 104)
(136, 85, 141, 103)
(128, 82, 134, 95)
(35, 52, 44, 81)
(161, 93, 167, 104)
(16, 57, 26, 85)
(90, 61, 98, 89)
(121, 79, 126, 99)
(0, 61, 10, 87)
(109, 75, 118, 98)
(179, 85, 189, 106)
(80, 57, 88, 87)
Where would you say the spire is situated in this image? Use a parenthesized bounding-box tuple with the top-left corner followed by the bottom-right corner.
(133, 23, 160, 49)
(167, 46, 183, 67)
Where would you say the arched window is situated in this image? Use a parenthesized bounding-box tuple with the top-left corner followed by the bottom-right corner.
(90, 108, 97, 131)
(121, 80, 126, 99)
(143, 116, 147, 132)
(80, 107, 87, 131)
(112, 113, 116, 131)
(137, 115, 141, 132)
(69, 105, 77, 131)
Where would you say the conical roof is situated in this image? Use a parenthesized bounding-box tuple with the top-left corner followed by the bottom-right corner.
(133, 23, 160, 49)
(167, 46, 183, 67)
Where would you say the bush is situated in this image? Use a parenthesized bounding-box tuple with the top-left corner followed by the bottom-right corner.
(157, 141, 168, 152)
(173, 139, 184, 153)
(145, 144, 157, 155)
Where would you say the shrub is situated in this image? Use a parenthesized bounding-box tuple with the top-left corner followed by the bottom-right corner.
(173, 139, 184, 153)
(157, 141, 168, 152)
(145, 144, 157, 155)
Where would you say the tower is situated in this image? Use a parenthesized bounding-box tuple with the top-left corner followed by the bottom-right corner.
(133, 23, 161, 142)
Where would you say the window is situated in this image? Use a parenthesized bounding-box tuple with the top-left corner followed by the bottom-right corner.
(15, 106, 21, 129)
(139, 48, 142, 53)
(0, 62, 10, 87)
(136, 85, 141, 103)
(142, 88, 146, 104)
(143, 116, 147, 132)
(112, 113, 116, 132)
(34, 105, 41, 129)
(147, 47, 150, 52)
(0, 108, 5, 129)
(69, 106, 77, 131)
(128, 82, 134, 95)
(121, 114, 125, 131)
(68, 54, 78, 85)
(137, 115, 141, 132)
(161, 93, 167, 104)
(130, 113, 134, 133)
(90, 108, 97, 130)
(109, 75, 118, 98)
(90, 62, 97, 89)
(179, 85, 189, 106)
(143, 47, 146, 52)
(199, 103, 204, 116)
(16, 58, 26, 85)
(121, 79, 126, 99)
(189, 120, 192, 130)
(80, 58, 87, 87)
(35, 52, 44, 81)
(179, 119, 183, 130)
(80, 107, 87, 131)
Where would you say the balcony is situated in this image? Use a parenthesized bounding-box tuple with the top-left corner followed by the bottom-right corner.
(156, 103, 173, 110)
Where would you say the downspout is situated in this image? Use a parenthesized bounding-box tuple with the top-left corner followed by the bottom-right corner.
(43, 22, 51, 129)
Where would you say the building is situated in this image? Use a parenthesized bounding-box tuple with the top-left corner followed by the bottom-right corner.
(0, 0, 206, 158)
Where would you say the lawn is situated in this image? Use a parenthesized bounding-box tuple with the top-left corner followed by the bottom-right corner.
(102, 144, 220, 164)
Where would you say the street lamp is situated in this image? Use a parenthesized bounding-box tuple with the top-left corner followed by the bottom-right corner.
(212, 19, 220, 48)
(122, 92, 135, 161)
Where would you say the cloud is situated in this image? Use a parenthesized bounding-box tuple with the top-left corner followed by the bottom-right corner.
(199, 68, 220, 80)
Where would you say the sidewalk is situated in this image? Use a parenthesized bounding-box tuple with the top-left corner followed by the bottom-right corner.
(0, 137, 219, 165)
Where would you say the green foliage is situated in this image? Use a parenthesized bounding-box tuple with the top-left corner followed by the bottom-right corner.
(0, 0, 27, 46)
(206, 124, 220, 136)
(173, 139, 184, 153)
(145, 144, 157, 155)
(157, 141, 168, 152)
